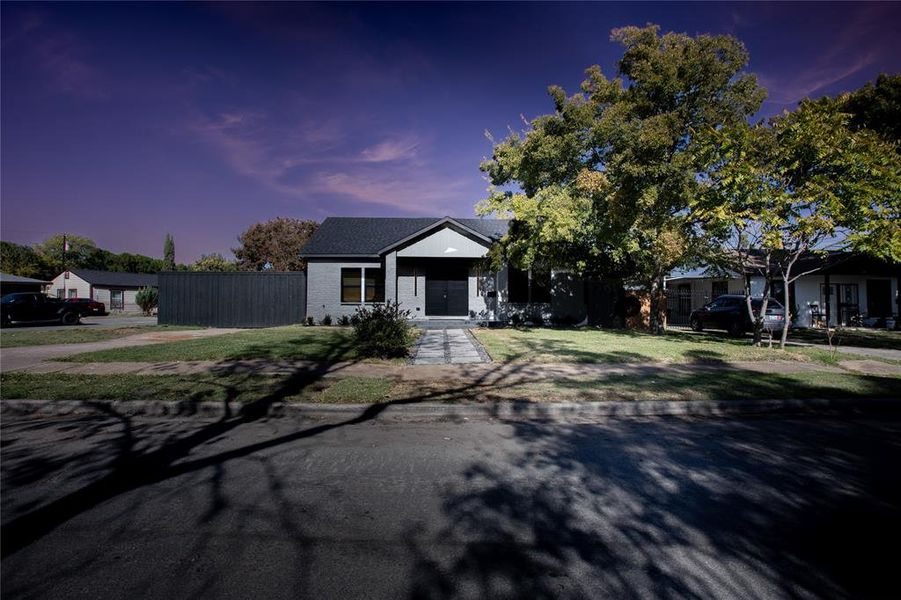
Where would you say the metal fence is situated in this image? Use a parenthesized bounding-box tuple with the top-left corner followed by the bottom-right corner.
(158, 271, 306, 328)
(665, 288, 715, 326)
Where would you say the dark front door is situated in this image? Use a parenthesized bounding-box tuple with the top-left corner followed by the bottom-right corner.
(425, 262, 469, 316)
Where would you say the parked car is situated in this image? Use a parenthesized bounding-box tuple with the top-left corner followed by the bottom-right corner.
(1, 293, 83, 326)
(65, 297, 107, 316)
(690, 294, 786, 336)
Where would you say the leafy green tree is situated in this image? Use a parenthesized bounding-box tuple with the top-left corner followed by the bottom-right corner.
(845, 74, 901, 145)
(478, 25, 765, 333)
(135, 286, 159, 315)
(190, 253, 237, 271)
(233, 217, 319, 271)
(34, 234, 104, 271)
(163, 233, 175, 271)
(700, 97, 901, 348)
(0, 241, 57, 280)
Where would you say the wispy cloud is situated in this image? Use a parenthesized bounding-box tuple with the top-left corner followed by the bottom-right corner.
(360, 136, 420, 162)
(189, 109, 459, 213)
(4, 10, 107, 100)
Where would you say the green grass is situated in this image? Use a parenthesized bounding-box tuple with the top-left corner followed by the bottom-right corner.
(60, 325, 365, 363)
(472, 326, 880, 365)
(788, 328, 901, 351)
(0, 373, 393, 404)
(4, 369, 897, 405)
(0, 325, 198, 348)
(393, 370, 901, 403)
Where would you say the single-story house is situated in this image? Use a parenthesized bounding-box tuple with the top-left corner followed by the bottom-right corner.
(665, 252, 900, 328)
(46, 269, 158, 312)
(300, 216, 610, 324)
(0, 272, 51, 296)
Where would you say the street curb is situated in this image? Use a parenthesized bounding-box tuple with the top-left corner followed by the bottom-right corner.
(2, 397, 900, 421)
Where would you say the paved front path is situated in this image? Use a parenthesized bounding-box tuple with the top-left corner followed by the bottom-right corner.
(0, 328, 240, 372)
(412, 328, 486, 365)
(2, 413, 899, 599)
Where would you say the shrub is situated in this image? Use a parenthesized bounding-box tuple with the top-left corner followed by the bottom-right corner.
(135, 286, 159, 315)
(321, 314, 332, 326)
(337, 315, 351, 327)
(352, 301, 414, 358)
(305, 316, 314, 326)
(349, 313, 361, 326)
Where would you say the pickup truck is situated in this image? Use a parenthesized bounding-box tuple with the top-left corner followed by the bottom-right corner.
(1, 293, 83, 326)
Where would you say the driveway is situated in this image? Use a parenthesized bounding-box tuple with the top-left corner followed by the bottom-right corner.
(2, 412, 898, 599)
(4, 315, 158, 331)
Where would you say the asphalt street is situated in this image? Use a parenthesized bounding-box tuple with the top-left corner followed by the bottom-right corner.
(2, 410, 899, 599)
(3, 315, 158, 331)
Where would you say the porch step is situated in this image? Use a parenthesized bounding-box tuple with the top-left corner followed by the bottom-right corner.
(413, 319, 479, 330)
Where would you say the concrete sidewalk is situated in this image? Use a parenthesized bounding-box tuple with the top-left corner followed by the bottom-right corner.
(0, 328, 240, 372)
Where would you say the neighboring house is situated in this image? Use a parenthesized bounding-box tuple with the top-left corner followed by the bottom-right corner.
(300, 216, 597, 324)
(0, 272, 51, 296)
(46, 269, 158, 312)
(665, 252, 900, 327)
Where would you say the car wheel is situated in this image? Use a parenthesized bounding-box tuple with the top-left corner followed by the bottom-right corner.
(690, 317, 703, 332)
(727, 320, 744, 337)
(61, 311, 80, 326)
(1, 314, 10, 327)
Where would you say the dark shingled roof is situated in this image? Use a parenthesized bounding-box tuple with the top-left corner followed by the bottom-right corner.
(0, 272, 50, 284)
(300, 217, 509, 256)
(69, 269, 158, 287)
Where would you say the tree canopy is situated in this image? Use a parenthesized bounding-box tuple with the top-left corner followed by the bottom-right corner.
(233, 217, 319, 271)
(190, 253, 237, 272)
(478, 24, 766, 332)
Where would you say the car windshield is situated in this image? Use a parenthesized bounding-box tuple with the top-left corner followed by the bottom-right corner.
(0, 294, 21, 304)
(751, 299, 784, 311)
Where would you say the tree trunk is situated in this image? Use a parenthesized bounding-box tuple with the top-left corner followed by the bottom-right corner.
(779, 269, 792, 349)
(649, 275, 665, 335)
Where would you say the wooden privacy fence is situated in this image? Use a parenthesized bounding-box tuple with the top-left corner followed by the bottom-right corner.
(158, 272, 306, 328)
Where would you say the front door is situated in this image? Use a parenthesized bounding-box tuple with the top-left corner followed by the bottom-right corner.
(425, 262, 469, 316)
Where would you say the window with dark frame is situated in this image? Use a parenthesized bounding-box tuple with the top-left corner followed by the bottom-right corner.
(364, 268, 385, 302)
(531, 270, 552, 303)
(508, 268, 529, 303)
(341, 268, 362, 303)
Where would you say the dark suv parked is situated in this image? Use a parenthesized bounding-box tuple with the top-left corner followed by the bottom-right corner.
(690, 294, 786, 336)
(1, 293, 83, 326)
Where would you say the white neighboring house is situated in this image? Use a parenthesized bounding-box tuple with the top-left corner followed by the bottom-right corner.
(665, 252, 899, 328)
(46, 269, 158, 313)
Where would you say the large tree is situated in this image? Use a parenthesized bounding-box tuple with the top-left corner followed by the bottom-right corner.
(233, 217, 319, 271)
(478, 25, 766, 333)
(0, 241, 57, 280)
(34, 234, 104, 271)
(845, 73, 901, 145)
(699, 96, 901, 347)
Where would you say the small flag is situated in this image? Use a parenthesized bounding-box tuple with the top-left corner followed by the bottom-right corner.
(64, 240, 70, 252)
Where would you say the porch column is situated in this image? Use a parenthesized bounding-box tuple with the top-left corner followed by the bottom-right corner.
(824, 273, 831, 326)
(385, 251, 397, 303)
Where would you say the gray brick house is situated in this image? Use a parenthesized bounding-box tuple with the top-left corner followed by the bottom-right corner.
(301, 216, 590, 324)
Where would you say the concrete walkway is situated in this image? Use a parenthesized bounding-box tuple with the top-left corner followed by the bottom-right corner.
(0, 328, 240, 372)
(412, 328, 486, 365)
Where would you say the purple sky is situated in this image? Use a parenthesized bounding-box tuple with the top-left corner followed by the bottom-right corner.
(2, 2, 899, 262)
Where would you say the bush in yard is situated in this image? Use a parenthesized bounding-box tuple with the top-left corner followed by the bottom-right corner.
(352, 301, 414, 358)
(337, 315, 351, 327)
(305, 316, 314, 326)
(135, 286, 159, 315)
(321, 314, 332, 326)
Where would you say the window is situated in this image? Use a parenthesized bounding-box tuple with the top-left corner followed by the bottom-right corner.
(341, 268, 362, 303)
(110, 290, 124, 311)
(364, 268, 385, 302)
(56, 289, 65, 299)
(68, 289, 78, 298)
(711, 281, 728, 299)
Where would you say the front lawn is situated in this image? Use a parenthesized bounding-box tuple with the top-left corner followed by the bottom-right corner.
(0, 325, 198, 348)
(60, 325, 365, 363)
(472, 327, 853, 364)
(3, 369, 898, 404)
(788, 328, 901, 351)
(0, 372, 392, 404)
